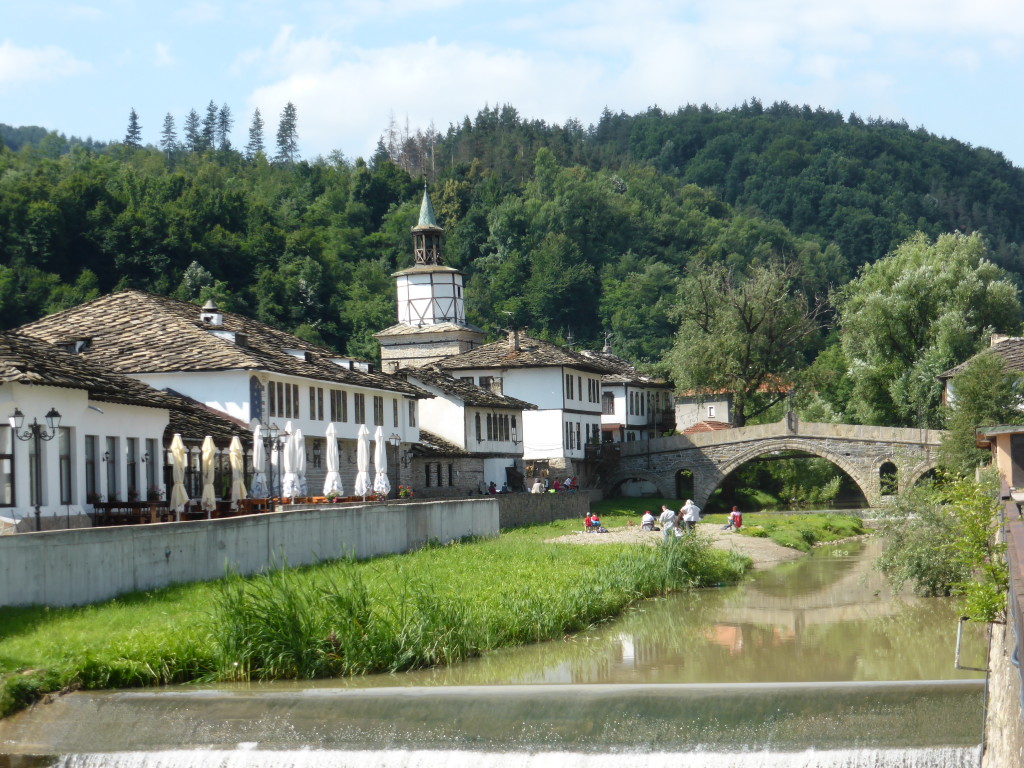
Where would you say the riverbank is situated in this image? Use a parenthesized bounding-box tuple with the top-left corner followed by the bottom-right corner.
(548, 522, 805, 569)
(0, 513, 749, 719)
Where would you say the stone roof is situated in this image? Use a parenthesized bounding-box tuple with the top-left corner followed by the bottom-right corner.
(403, 367, 537, 410)
(414, 429, 470, 456)
(682, 420, 734, 434)
(0, 331, 181, 411)
(17, 290, 425, 397)
(939, 337, 1024, 380)
(436, 331, 609, 375)
(577, 348, 671, 387)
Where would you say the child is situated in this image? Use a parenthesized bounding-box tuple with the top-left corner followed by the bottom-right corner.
(723, 506, 743, 531)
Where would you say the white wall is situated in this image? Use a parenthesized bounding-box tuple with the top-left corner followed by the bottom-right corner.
(0, 382, 168, 525)
(408, 379, 467, 448)
(675, 395, 731, 431)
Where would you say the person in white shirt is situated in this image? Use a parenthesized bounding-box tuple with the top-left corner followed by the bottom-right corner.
(658, 505, 677, 542)
(641, 510, 655, 531)
(679, 499, 701, 534)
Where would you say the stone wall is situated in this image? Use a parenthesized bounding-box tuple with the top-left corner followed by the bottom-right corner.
(494, 490, 595, 529)
(0, 499, 498, 608)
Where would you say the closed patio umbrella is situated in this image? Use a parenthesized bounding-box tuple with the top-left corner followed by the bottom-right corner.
(200, 436, 216, 516)
(373, 425, 390, 497)
(281, 422, 298, 500)
(294, 428, 308, 497)
(169, 433, 188, 520)
(353, 424, 371, 499)
(322, 423, 343, 497)
(229, 435, 247, 510)
(250, 425, 268, 498)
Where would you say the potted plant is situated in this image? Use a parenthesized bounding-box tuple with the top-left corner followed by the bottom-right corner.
(398, 485, 414, 499)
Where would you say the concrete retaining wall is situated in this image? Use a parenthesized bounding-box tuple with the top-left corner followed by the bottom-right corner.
(495, 491, 595, 529)
(0, 499, 498, 608)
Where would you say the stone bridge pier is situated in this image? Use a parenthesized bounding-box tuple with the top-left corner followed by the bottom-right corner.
(603, 418, 943, 508)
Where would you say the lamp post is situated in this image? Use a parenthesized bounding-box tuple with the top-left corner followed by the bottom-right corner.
(8, 407, 61, 532)
(256, 421, 285, 508)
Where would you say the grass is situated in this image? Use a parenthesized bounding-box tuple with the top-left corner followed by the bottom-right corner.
(0, 514, 749, 716)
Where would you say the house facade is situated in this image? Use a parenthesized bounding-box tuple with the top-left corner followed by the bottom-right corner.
(0, 332, 175, 531)
(577, 347, 675, 443)
(18, 291, 427, 498)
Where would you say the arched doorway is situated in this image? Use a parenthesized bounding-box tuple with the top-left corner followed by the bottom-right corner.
(879, 462, 899, 496)
(676, 469, 694, 500)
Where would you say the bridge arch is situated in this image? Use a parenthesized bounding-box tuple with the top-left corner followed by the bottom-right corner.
(705, 438, 874, 508)
(603, 468, 675, 499)
(905, 457, 941, 491)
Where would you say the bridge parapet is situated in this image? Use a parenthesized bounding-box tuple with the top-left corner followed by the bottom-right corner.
(618, 420, 943, 457)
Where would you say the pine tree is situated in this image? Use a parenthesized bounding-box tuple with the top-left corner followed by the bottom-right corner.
(200, 100, 217, 151)
(159, 113, 178, 154)
(124, 108, 142, 148)
(216, 103, 233, 151)
(245, 108, 265, 160)
(275, 101, 299, 163)
(183, 109, 201, 152)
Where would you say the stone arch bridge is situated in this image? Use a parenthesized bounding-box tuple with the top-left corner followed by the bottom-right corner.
(603, 418, 943, 508)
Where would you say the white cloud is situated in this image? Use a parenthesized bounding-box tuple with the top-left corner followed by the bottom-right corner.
(0, 41, 91, 86)
(176, 2, 224, 24)
(154, 43, 175, 68)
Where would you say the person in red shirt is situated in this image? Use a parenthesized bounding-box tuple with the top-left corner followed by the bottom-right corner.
(723, 506, 743, 531)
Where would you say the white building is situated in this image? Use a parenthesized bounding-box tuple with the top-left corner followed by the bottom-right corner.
(577, 347, 675, 442)
(403, 366, 535, 493)
(19, 291, 428, 497)
(434, 331, 606, 476)
(0, 332, 174, 531)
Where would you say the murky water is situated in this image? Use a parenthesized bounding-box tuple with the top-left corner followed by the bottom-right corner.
(0, 538, 988, 767)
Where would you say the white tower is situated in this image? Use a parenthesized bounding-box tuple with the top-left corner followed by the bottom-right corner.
(375, 187, 484, 371)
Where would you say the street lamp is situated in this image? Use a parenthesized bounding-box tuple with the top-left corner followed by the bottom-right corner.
(257, 420, 285, 508)
(9, 407, 61, 531)
(388, 433, 401, 476)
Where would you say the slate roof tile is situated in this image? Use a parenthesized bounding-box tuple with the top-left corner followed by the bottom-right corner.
(939, 338, 1024, 379)
(403, 367, 537, 410)
(436, 332, 609, 375)
(18, 290, 426, 397)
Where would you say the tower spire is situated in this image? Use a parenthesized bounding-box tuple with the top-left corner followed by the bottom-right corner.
(412, 185, 443, 265)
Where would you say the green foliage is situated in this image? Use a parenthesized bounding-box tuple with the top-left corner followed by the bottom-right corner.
(939, 351, 1024, 476)
(833, 232, 1022, 427)
(731, 513, 865, 552)
(663, 259, 822, 426)
(876, 471, 1007, 620)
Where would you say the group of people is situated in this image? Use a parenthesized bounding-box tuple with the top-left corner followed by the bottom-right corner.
(530, 476, 579, 494)
(639, 501, 742, 540)
(584, 512, 606, 533)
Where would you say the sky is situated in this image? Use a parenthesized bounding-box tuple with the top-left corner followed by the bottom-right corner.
(4, 0, 1024, 165)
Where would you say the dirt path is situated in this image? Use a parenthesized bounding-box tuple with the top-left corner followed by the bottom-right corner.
(546, 522, 805, 569)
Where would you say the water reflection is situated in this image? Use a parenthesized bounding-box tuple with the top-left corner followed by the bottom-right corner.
(286, 538, 986, 690)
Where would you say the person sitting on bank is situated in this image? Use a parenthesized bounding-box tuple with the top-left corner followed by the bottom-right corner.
(531, 479, 545, 494)
(553, 479, 564, 492)
(641, 510, 655, 531)
(488, 481, 497, 494)
(723, 506, 743, 531)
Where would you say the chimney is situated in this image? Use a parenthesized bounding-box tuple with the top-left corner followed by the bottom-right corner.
(199, 299, 223, 327)
(508, 329, 520, 351)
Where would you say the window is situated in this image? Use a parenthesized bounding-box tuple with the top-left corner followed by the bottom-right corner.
(105, 436, 118, 501)
(277, 382, 284, 417)
(268, 381, 276, 416)
(330, 390, 348, 422)
(393, 398, 399, 427)
(479, 376, 493, 390)
(460, 376, 474, 384)
(565, 373, 574, 399)
(435, 463, 443, 487)
(354, 393, 366, 423)
(84, 435, 97, 502)
(511, 416, 518, 444)
(629, 392, 634, 416)
(0, 427, 12, 507)
(408, 400, 417, 427)
(373, 395, 384, 426)
(707, 405, 716, 419)
(475, 413, 482, 442)
(486, 414, 493, 441)
(448, 464, 454, 486)
(127, 438, 139, 500)
(577, 376, 582, 402)
(317, 388, 324, 420)
(57, 428, 73, 504)
(291, 383, 299, 418)
(602, 392, 615, 415)
(576, 422, 581, 450)
(146, 438, 158, 496)
(425, 464, 432, 487)
(309, 388, 316, 420)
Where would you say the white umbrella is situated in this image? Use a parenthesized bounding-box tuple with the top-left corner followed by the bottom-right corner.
(294, 428, 308, 497)
(250, 425, 268, 498)
(200, 436, 217, 516)
(322, 423, 343, 497)
(169, 433, 189, 520)
(229, 436, 247, 510)
(281, 421, 298, 500)
(373, 425, 391, 497)
(353, 424, 371, 499)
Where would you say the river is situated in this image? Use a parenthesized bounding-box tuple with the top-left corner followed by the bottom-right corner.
(0, 538, 989, 767)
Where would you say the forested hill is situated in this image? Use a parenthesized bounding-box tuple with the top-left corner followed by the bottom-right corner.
(3, 100, 1024, 368)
